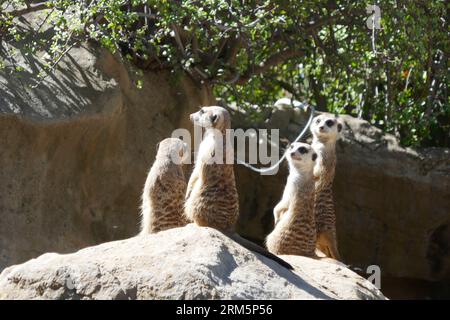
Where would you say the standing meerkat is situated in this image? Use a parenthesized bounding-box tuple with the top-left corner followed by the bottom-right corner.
(266, 142, 318, 257)
(185, 106, 292, 270)
(140, 137, 189, 234)
(184, 106, 238, 230)
(310, 114, 343, 260)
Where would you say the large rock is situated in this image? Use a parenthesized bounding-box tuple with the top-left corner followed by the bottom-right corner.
(335, 115, 450, 282)
(0, 13, 214, 271)
(0, 224, 385, 300)
(234, 110, 450, 286)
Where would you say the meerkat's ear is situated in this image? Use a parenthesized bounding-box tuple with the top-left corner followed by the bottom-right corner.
(285, 143, 292, 152)
(210, 114, 218, 124)
(312, 153, 317, 161)
(337, 121, 343, 132)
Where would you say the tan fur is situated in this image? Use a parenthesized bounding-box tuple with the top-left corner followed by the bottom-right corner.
(185, 106, 293, 270)
(310, 114, 343, 260)
(184, 106, 239, 231)
(266, 142, 317, 257)
(140, 138, 189, 234)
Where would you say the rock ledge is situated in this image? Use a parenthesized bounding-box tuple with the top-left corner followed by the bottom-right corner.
(0, 224, 385, 300)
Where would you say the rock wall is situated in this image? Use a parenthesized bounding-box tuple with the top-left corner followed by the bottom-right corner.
(0, 42, 213, 271)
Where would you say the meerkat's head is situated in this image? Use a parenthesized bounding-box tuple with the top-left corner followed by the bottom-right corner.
(190, 106, 231, 131)
(156, 137, 189, 165)
(286, 142, 317, 172)
(310, 114, 343, 142)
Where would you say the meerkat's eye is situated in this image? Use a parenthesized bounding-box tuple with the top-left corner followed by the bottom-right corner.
(199, 108, 204, 114)
(298, 146, 308, 154)
(325, 119, 335, 127)
(210, 114, 218, 123)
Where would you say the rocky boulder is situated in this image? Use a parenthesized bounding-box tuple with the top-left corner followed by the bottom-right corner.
(0, 224, 385, 300)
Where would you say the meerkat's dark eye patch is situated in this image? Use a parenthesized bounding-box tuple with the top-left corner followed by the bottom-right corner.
(298, 146, 308, 154)
(210, 114, 218, 123)
(337, 123, 342, 132)
(312, 153, 317, 161)
(325, 119, 335, 127)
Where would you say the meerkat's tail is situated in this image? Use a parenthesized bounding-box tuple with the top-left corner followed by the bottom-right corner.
(225, 232, 293, 270)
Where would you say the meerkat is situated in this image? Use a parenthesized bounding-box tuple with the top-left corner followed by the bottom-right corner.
(140, 137, 189, 234)
(266, 142, 318, 257)
(185, 106, 293, 270)
(310, 114, 343, 260)
(184, 106, 238, 230)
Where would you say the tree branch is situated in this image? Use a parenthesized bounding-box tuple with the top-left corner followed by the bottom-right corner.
(171, 23, 185, 55)
(8, 2, 49, 17)
(224, 36, 241, 67)
(236, 48, 306, 85)
(274, 79, 300, 100)
(210, 37, 228, 70)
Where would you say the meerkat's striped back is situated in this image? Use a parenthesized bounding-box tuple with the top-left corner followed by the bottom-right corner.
(140, 138, 188, 234)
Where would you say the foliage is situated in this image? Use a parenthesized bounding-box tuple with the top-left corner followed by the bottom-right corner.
(0, 0, 448, 147)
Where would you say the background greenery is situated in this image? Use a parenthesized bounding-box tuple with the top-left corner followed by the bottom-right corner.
(1, 0, 448, 147)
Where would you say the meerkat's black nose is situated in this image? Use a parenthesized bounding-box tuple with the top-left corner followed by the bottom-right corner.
(326, 119, 335, 127)
(297, 146, 308, 154)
